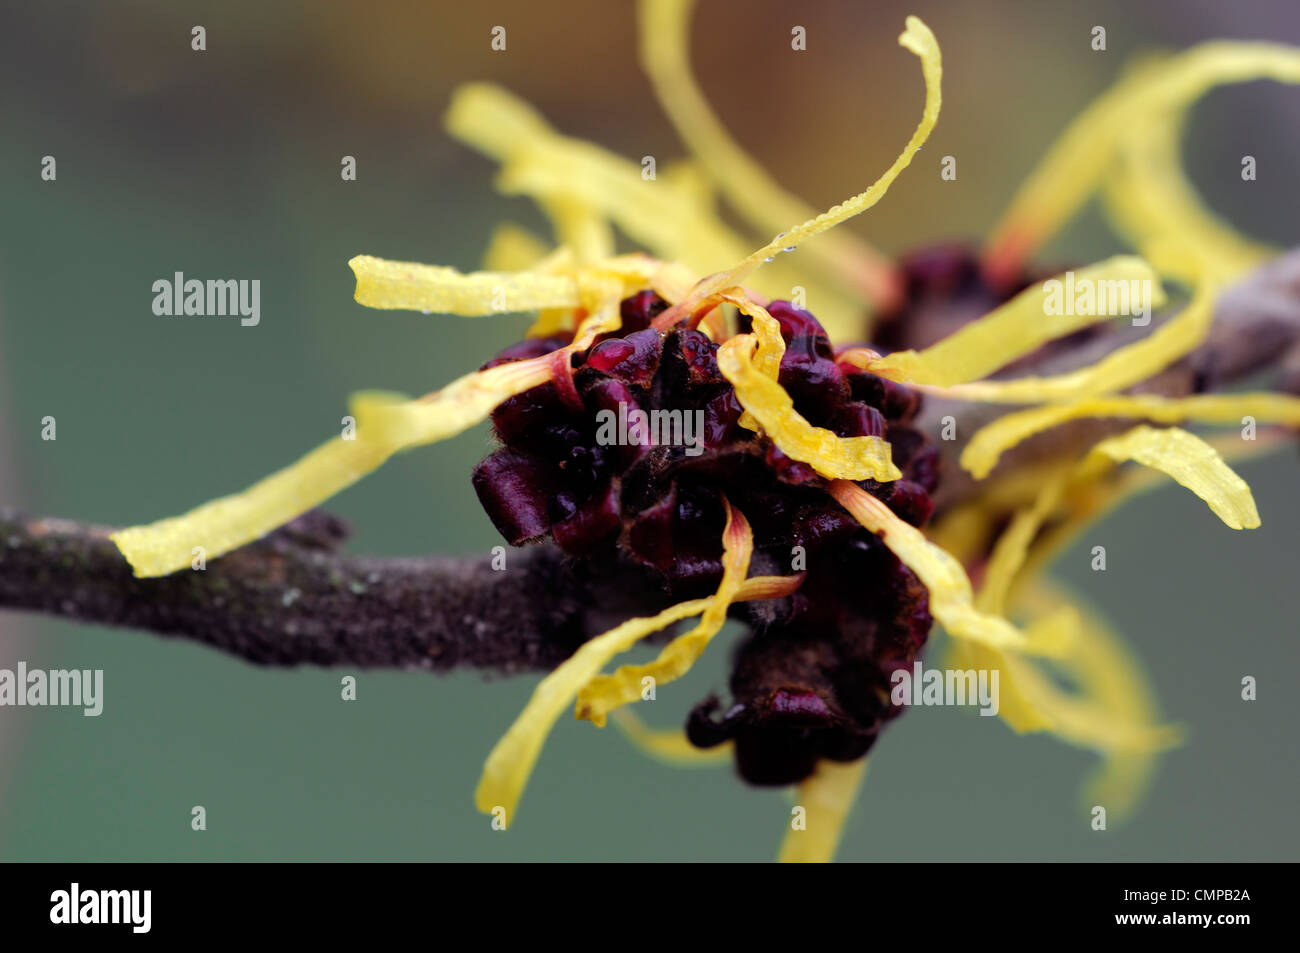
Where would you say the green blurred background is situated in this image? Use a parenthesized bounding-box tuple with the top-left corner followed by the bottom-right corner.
(1, 0, 1297, 861)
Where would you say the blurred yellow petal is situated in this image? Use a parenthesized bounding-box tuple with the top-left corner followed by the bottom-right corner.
(1102, 108, 1273, 282)
(945, 639, 1056, 734)
(577, 499, 753, 727)
(961, 390, 1300, 478)
(688, 16, 941, 305)
(446, 84, 747, 281)
(777, 758, 867, 863)
(719, 335, 901, 481)
(610, 709, 731, 766)
(975, 472, 1070, 617)
(349, 254, 579, 314)
(481, 223, 551, 272)
(864, 257, 1165, 386)
(985, 41, 1300, 282)
(829, 481, 1032, 652)
(1086, 425, 1259, 529)
(539, 194, 615, 264)
(112, 356, 558, 579)
(447, 81, 864, 340)
(474, 572, 802, 825)
(1008, 582, 1184, 821)
(639, 0, 899, 311)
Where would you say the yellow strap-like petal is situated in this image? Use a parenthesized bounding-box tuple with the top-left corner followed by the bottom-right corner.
(638, 0, 899, 311)
(674, 15, 942, 312)
(829, 481, 1033, 652)
(777, 758, 867, 863)
(863, 257, 1165, 386)
(576, 498, 753, 726)
(539, 194, 615, 264)
(942, 280, 1218, 408)
(610, 709, 732, 766)
(1102, 108, 1273, 283)
(718, 335, 901, 481)
(482, 223, 552, 272)
(961, 390, 1300, 479)
(1086, 425, 1259, 529)
(112, 357, 556, 578)
(985, 41, 1300, 281)
(474, 573, 801, 825)
(111, 437, 394, 581)
(445, 82, 865, 340)
(349, 255, 582, 314)
(975, 473, 1070, 618)
(1004, 582, 1183, 820)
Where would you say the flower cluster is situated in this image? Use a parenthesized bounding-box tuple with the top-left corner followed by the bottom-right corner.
(109, 5, 1300, 861)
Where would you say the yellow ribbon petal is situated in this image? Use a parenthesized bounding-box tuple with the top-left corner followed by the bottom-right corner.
(112, 356, 556, 578)
(445, 82, 863, 338)
(941, 279, 1218, 412)
(610, 709, 732, 765)
(482, 223, 552, 272)
(985, 41, 1300, 281)
(576, 498, 753, 726)
(777, 758, 867, 863)
(863, 257, 1165, 386)
(673, 15, 942, 311)
(349, 255, 581, 314)
(474, 573, 802, 826)
(1085, 425, 1260, 529)
(961, 390, 1300, 479)
(718, 335, 901, 481)
(638, 0, 899, 312)
(829, 480, 1032, 652)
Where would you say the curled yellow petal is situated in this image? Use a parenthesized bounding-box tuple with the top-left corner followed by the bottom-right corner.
(1004, 582, 1183, 821)
(961, 390, 1300, 479)
(576, 498, 753, 727)
(474, 572, 801, 825)
(610, 709, 732, 766)
(985, 41, 1300, 282)
(943, 280, 1218, 407)
(864, 257, 1165, 386)
(945, 639, 1056, 734)
(475, 598, 709, 826)
(447, 82, 725, 262)
(539, 194, 615, 264)
(639, 0, 899, 310)
(975, 472, 1070, 618)
(829, 480, 1032, 652)
(349, 254, 580, 314)
(1102, 107, 1273, 283)
(777, 758, 867, 863)
(482, 223, 551, 272)
(681, 15, 942, 307)
(447, 81, 864, 339)
(718, 335, 900, 481)
(112, 356, 556, 579)
(1086, 425, 1260, 529)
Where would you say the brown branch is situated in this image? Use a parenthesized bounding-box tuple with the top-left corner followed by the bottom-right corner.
(2, 250, 1298, 671)
(0, 508, 665, 673)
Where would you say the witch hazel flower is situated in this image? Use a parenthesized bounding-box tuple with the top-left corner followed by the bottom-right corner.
(110, 6, 1300, 862)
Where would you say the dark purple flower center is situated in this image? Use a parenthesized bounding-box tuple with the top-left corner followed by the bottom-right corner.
(473, 290, 941, 784)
